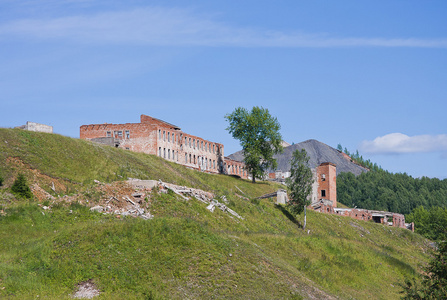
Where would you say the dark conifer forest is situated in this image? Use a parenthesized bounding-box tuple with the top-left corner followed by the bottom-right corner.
(336, 146, 447, 241)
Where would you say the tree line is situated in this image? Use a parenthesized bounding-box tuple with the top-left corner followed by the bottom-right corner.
(336, 145, 447, 241)
(337, 171, 447, 216)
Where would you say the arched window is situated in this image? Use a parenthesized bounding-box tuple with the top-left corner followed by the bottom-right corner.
(158, 129, 161, 139)
(201, 141, 203, 150)
(163, 131, 166, 141)
(168, 149, 170, 159)
(159, 147, 161, 157)
(168, 132, 170, 142)
(185, 153, 188, 163)
(163, 148, 166, 158)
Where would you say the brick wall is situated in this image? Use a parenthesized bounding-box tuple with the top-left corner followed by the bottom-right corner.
(224, 157, 249, 179)
(80, 114, 241, 177)
(316, 162, 337, 207)
(311, 202, 408, 229)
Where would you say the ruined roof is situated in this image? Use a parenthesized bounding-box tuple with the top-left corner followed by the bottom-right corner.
(140, 114, 181, 130)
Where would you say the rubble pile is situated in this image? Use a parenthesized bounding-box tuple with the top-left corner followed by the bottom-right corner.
(87, 180, 153, 219)
(158, 180, 244, 220)
(29, 178, 244, 220)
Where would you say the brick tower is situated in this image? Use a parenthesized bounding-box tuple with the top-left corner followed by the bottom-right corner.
(316, 162, 337, 207)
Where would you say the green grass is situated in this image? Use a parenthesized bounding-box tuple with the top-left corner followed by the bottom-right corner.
(0, 128, 431, 299)
(0, 128, 278, 198)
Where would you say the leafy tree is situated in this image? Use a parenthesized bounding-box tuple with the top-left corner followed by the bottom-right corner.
(225, 106, 283, 183)
(406, 206, 447, 241)
(286, 149, 314, 216)
(401, 241, 447, 299)
(11, 173, 33, 199)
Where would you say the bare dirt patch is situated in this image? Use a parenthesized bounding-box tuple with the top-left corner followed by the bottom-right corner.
(72, 279, 100, 299)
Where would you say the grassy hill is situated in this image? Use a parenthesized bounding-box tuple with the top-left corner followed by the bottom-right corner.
(0, 129, 431, 299)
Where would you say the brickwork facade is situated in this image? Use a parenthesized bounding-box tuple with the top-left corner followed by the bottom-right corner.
(80, 114, 249, 179)
(316, 162, 337, 207)
(309, 162, 412, 230)
(224, 157, 249, 178)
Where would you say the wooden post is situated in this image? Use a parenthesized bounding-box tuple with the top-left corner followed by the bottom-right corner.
(303, 205, 307, 230)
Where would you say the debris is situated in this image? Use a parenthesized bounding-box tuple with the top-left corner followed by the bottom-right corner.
(221, 195, 229, 204)
(157, 180, 244, 219)
(235, 185, 246, 196)
(159, 180, 189, 200)
(206, 204, 215, 212)
(124, 196, 136, 206)
(90, 206, 104, 213)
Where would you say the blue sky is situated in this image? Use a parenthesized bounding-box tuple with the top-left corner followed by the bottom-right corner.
(1, 0, 446, 179)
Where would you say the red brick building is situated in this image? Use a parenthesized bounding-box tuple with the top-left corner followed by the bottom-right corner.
(310, 162, 411, 230)
(316, 162, 337, 208)
(80, 114, 249, 179)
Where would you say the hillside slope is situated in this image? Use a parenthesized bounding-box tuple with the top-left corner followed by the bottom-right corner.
(228, 139, 368, 175)
(0, 129, 430, 299)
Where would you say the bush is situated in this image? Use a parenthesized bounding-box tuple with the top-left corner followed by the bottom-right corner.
(0, 174, 3, 187)
(11, 173, 33, 199)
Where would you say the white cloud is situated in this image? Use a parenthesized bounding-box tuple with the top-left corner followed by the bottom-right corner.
(360, 133, 447, 154)
(1, 7, 447, 48)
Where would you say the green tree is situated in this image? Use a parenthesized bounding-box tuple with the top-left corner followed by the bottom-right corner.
(11, 173, 33, 199)
(286, 149, 314, 216)
(225, 106, 283, 183)
(401, 241, 447, 299)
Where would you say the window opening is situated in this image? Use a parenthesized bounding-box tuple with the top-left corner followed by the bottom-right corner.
(114, 131, 123, 139)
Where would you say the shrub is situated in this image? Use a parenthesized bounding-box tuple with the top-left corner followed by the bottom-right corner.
(11, 173, 33, 199)
(0, 174, 3, 187)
